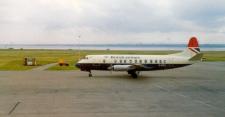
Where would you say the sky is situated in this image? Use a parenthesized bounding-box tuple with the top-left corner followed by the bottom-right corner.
(0, 0, 225, 44)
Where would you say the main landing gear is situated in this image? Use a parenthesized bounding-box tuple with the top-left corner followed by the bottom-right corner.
(128, 70, 140, 78)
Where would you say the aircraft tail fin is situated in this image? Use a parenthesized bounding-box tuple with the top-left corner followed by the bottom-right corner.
(188, 37, 201, 54)
(172, 37, 203, 61)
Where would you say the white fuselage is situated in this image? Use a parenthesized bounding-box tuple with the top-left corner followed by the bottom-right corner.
(78, 54, 192, 65)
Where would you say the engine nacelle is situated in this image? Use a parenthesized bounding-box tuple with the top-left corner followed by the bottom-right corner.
(110, 65, 134, 71)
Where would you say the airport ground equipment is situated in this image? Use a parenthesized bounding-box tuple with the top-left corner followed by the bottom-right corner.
(58, 59, 69, 66)
(24, 57, 37, 66)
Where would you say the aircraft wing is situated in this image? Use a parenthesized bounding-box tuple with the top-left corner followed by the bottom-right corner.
(110, 64, 153, 71)
(130, 64, 153, 70)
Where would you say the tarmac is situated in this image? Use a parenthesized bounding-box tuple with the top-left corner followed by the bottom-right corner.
(30, 63, 57, 71)
(0, 62, 225, 117)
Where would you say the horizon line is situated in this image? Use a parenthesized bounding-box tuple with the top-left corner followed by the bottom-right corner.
(1, 43, 225, 45)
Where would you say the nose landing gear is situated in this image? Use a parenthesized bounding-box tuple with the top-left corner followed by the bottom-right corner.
(88, 71, 92, 77)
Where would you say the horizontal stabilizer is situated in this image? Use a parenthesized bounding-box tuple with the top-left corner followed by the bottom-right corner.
(189, 53, 203, 61)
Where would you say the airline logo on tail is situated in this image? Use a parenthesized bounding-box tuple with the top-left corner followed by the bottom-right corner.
(188, 37, 200, 54)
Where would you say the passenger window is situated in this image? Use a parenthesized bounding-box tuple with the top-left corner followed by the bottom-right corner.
(124, 60, 126, 63)
(103, 59, 106, 63)
(155, 60, 157, 64)
(144, 60, 147, 64)
(139, 60, 142, 63)
(129, 60, 132, 63)
(114, 60, 117, 63)
(159, 60, 162, 64)
(120, 60, 122, 63)
(135, 60, 137, 63)
(150, 60, 152, 64)
(164, 60, 166, 64)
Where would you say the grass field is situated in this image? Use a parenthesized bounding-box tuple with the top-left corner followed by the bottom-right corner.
(0, 49, 224, 71)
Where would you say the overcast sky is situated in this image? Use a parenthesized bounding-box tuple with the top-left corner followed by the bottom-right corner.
(0, 0, 225, 44)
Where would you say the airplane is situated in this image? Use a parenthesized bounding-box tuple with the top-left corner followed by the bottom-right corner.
(76, 37, 203, 78)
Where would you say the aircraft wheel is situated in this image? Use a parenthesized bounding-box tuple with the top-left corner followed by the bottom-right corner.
(128, 70, 138, 78)
(127, 71, 132, 74)
(89, 73, 92, 77)
(131, 73, 138, 78)
(88, 71, 92, 77)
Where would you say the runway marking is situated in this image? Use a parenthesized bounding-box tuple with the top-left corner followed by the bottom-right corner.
(195, 100, 216, 109)
(153, 84, 225, 112)
(8, 102, 21, 115)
